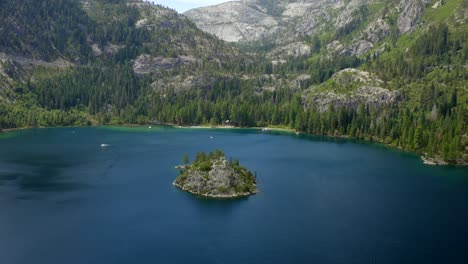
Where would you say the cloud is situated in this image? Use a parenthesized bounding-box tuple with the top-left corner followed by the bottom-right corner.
(151, 0, 230, 13)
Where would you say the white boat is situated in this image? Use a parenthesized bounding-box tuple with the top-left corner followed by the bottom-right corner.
(101, 144, 110, 147)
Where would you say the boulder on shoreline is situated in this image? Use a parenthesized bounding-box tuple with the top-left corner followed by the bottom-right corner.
(173, 150, 258, 198)
(421, 156, 449, 166)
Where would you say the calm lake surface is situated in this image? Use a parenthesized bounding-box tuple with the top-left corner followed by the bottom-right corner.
(0, 127, 467, 264)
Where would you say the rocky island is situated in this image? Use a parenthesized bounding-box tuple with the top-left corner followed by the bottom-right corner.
(173, 150, 258, 198)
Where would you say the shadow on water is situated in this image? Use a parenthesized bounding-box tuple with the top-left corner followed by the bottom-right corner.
(0, 153, 90, 193)
(177, 188, 252, 217)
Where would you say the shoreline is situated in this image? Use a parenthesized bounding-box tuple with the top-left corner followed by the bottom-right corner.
(2, 124, 466, 167)
(169, 124, 300, 134)
(172, 182, 258, 199)
(421, 156, 449, 166)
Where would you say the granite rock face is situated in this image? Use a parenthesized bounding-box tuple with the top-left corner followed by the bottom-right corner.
(184, 1, 279, 43)
(133, 54, 197, 75)
(303, 86, 400, 112)
(184, 0, 339, 44)
(303, 69, 400, 112)
(397, 0, 431, 34)
(186, 0, 431, 58)
(151, 73, 225, 93)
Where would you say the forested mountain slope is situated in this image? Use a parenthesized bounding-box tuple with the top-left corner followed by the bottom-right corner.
(183, 0, 468, 164)
(0, 0, 467, 165)
(0, 0, 247, 122)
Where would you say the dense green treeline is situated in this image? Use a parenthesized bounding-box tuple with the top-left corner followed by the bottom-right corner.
(141, 80, 466, 163)
(1, 80, 465, 163)
(30, 63, 146, 113)
(0, 95, 90, 128)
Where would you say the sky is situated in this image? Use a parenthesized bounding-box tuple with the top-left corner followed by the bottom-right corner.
(150, 0, 230, 13)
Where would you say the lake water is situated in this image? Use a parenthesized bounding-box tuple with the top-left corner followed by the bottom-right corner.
(0, 127, 467, 264)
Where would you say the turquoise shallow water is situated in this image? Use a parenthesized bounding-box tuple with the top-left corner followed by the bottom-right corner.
(0, 126, 467, 264)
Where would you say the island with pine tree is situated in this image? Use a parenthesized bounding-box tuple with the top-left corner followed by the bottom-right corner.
(173, 150, 258, 198)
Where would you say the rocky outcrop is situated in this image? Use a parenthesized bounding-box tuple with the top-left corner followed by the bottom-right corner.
(331, 68, 383, 86)
(184, 0, 339, 43)
(304, 86, 400, 112)
(432, 1, 443, 9)
(327, 16, 391, 56)
(184, 1, 278, 43)
(91, 43, 124, 57)
(328, 40, 373, 56)
(334, 0, 363, 32)
(363, 18, 391, 43)
(397, 0, 431, 34)
(268, 42, 311, 59)
(241, 73, 312, 93)
(303, 69, 399, 112)
(151, 74, 225, 93)
(133, 54, 196, 75)
(173, 150, 258, 198)
(0, 52, 73, 69)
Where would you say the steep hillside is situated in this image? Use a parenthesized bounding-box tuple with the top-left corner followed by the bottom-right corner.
(0, 0, 247, 116)
(0, 0, 239, 61)
(183, 0, 467, 164)
(185, 0, 464, 58)
(0, 0, 466, 164)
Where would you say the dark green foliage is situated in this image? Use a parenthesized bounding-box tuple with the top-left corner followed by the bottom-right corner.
(0, 95, 90, 129)
(368, 24, 467, 81)
(228, 158, 256, 193)
(0, 0, 94, 61)
(31, 63, 143, 113)
(183, 154, 190, 165)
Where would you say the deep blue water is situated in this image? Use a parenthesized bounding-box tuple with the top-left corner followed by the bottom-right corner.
(0, 126, 467, 264)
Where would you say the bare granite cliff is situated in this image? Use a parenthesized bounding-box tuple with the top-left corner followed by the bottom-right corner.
(185, 0, 433, 58)
(184, 0, 339, 44)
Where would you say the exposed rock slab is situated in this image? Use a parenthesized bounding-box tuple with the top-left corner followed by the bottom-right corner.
(184, 1, 278, 42)
(303, 69, 399, 112)
(184, 0, 339, 44)
(397, 0, 431, 34)
(133, 54, 196, 75)
(0, 52, 73, 69)
(151, 74, 224, 93)
(304, 86, 400, 112)
(268, 42, 311, 59)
